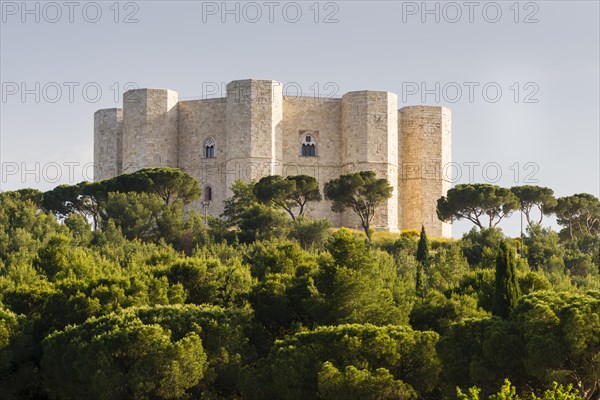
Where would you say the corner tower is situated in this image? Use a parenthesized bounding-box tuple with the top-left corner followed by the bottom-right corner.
(225, 79, 283, 192)
(341, 91, 399, 231)
(399, 106, 451, 237)
(94, 108, 123, 181)
(121, 88, 179, 173)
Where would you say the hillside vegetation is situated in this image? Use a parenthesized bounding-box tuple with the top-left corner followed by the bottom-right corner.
(0, 168, 598, 399)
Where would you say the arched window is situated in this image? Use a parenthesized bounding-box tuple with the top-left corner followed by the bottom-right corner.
(204, 186, 212, 202)
(301, 133, 317, 157)
(204, 138, 215, 158)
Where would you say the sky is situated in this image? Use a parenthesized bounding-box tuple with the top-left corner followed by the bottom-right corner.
(1, 0, 599, 237)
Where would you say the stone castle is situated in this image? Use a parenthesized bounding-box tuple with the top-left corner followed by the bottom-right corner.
(94, 79, 452, 237)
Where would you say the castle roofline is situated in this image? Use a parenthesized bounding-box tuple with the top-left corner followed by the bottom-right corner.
(94, 108, 122, 114)
(123, 88, 178, 93)
(343, 90, 397, 95)
(399, 105, 452, 113)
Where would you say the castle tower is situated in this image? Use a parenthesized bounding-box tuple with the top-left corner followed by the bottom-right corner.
(341, 91, 399, 231)
(121, 88, 179, 173)
(225, 79, 283, 192)
(399, 106, 451, 237)
(94, 108, 123, 181)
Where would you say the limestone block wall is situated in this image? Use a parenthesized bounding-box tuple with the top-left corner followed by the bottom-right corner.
(225, 80, 283, 194)
(122, 89, 179, 174)
(341, 91, 399, 231)
(94, 108, 123, 181)
(399, 106, 452, 237)
(178, 98, 227, 217)
(281, 96, 343, 224)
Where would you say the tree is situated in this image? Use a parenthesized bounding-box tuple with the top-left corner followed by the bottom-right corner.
(304, 229, 407, 327)
(554, 194, 600, 240)
(324, 171, 393, 241)
(513, 291, 600, 400)
(416, 225, 430, 264)
(289, 217, 331, 249)
(243, 324, 440, 400)
(523, 225, 564, 272)
(318, 362, 417, 400)
(237, 203, 291, 243)
(117, 167, 202, 206)
(461, 227, 505, 267)
(415, 226, 429, 298)
(42, 312, 208, 400)
(222, 179, 257, 227)
(511, 186, 557, 226)
(437, 184, 519, 230)
(104, 191, 184, 242)
(254, 175, 321, 221)
(0, 188, 44, 209)
(492, 241, 520, 319)
(43, 168, 200, 230)
(457, 380, 584, 400)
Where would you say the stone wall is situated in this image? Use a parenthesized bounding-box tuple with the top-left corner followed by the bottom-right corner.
(178, 98, 227, 216)
(399, 106, 452, 237)
(93, 108, 123, 181)
(224, 80, 283, 194)
(341, 91, 399, 231)
(122, 89, 179, 174)
(281, 95, 342, 224)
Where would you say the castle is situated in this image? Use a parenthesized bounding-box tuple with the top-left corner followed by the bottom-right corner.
(94, 79, 452, 237)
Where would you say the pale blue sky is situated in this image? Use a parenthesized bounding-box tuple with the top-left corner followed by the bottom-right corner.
(1, 0, 599, 237)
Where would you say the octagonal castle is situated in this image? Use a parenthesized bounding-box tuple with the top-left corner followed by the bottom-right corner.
(94, 79, 452, 237)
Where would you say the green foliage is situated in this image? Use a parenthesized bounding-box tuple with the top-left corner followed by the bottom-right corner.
(318, 361, 417, 400)
(104, 191, 183, 242)
(532, 381, 583, 400)
(221, 179, 257, 227)
(511, 186, 557, 226)
(324, 171, 393, 240)
(439, 291, 600, 399)
(555, 194, 600, 240)
(158, 256, 252, 308)
(493, 241, 521, 319)
(416, 225, 430, 264)
(0, 188, 44, 209)
(237, 203, 291, 243)
(416, 226, 430, 297)
(410, 291, 489, 334)
(462, 227, 505, 267)
(289, 217, 331, 249)
(438, 184, 519, 230)
(124, 167, 202, 205)
(42, 311, 208, 400)
(524, 225, 565, 272)
(513, 291, 600, 398)
(254, 175, 321, 220)
(1, 179, 599, 399)
(244, 324, 440, 400)
(305, 229, 411, 326)
(458, 380, 583, 400)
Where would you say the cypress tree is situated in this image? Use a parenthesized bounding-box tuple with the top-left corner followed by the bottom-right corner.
(416, 225, 429, 264)
(415, 226, 429, 298)
(492, 241, 521, 319)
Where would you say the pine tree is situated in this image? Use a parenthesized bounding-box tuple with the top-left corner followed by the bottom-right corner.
(415, 226, 429, 298)
(492, 241, 521, 319)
